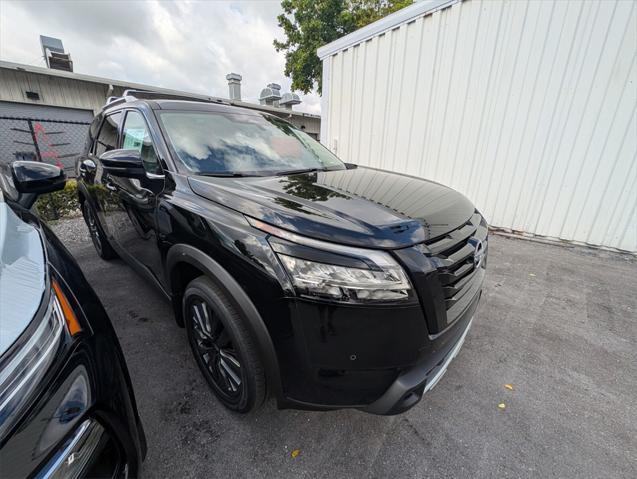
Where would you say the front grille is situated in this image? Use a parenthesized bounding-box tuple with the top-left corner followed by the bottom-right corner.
(426, 212, 487, 325)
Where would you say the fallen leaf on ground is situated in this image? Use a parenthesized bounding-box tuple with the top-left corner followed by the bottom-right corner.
(504, 384, 514, 390)
(291, 449, 301, 458)
(498, 403, 506, 410)
(528, 273, 536, 277)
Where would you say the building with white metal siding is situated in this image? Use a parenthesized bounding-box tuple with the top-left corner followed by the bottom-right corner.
(318, 0, 636, 252)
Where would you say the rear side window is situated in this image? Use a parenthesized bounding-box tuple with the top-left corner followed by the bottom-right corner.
(95, 112, 121, 157)
(121, 111, 162, 174)
(85, 116, 101, 154)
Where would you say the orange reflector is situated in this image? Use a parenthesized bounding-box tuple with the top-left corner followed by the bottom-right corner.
(52, 279, 82, 336)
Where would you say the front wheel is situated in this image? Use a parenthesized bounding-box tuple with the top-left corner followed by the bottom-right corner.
(183, 276, 266, 413)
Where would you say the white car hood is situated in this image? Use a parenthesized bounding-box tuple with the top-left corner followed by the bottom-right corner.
(0, 201, 46, 355)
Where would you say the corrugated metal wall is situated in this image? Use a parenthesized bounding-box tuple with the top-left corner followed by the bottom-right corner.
(0, 68, 111, 113)
(321, 0, 637, 252)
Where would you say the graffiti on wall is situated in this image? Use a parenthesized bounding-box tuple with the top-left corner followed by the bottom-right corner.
(0, 117, 90, 176)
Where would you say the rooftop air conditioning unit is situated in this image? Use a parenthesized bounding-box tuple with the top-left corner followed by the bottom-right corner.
(40, 35, 73, 72)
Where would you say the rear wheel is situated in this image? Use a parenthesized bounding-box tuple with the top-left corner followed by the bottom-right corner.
(81, 201, 118, 260)
(183, 276, 265, 413)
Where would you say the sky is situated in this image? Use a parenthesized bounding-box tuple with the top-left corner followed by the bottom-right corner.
(0, 0, 321, 114)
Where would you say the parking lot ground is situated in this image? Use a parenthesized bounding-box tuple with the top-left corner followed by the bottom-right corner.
(53, 217, 637, 479)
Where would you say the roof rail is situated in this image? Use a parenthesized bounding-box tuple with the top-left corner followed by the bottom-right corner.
(122, 89, 227, 104)
(101, 97, 126, 110)
(101, 89, 229, 111)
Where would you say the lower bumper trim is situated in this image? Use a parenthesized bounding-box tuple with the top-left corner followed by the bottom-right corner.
(362, 317, 474, 416)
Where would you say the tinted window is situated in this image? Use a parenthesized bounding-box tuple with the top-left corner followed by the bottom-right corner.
(86, 116, 101, 154)
(95, 112, 121, 157)
(159, 111, 344, 176)
(122, 111, 162, 174)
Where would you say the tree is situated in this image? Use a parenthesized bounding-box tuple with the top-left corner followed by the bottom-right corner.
(274, 0, 412, 94)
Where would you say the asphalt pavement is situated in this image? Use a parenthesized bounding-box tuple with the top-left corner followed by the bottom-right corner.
(53, 217, 637, 479)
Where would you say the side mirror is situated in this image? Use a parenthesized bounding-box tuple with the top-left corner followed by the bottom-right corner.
(344, 162, 358, 170)
(12, 161, 66, 195)
(10, 161, 66, 209)
(100, 149, 144, 178)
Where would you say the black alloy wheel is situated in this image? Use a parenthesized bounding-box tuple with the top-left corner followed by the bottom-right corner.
(189, 298, 243, 400)
(184, 276, 265, 413)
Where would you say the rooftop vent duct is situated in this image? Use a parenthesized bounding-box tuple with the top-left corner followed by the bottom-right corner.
(40, 35, 73, 72)
(226, 73, 242, 101)
(259, 83, 282, 107)
(279, 92, 301, 110)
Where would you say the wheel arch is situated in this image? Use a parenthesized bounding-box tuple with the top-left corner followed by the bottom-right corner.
(165, 243, 283, 401)
(76, 180, 96, 211)
(76, 181, 87, 206)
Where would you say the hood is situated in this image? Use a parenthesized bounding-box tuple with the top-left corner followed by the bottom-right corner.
(0, 201, 46, 355)
(188, 166, 475, 249)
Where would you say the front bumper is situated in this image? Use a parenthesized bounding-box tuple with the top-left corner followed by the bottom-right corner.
(277, 282, 482, 413)
(364, 316, 474, 415)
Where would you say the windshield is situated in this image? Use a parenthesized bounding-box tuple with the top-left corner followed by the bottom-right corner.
(159, 111, 345, 176)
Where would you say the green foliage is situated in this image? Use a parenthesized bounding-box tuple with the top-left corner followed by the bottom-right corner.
(34, 179, 81, 222)
(274, 0, 413, 94)
(352, 0, 413, 28)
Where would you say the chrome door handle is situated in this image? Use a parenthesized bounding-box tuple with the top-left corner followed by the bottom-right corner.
(80, 159, 96, 171)
(105, 183, 117, 192)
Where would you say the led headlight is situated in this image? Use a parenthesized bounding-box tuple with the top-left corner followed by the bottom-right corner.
(247, 218, 413, 303)
(278, 254, 411, 301)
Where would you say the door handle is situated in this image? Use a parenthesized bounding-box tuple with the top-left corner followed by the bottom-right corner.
(105, 182, 117, 192)
(79, 159, 96, 174)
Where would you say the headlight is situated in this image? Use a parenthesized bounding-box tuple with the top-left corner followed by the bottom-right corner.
(247, 218, 413, 303)
(0, 280, 81, 440)
(278, 254, 411, 301)
(0, 291, 64, 438)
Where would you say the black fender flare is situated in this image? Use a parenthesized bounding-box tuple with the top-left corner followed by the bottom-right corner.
(165, 243, 282, 401)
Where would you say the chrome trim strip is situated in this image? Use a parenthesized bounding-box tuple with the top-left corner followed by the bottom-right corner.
(424, 317, 473, 394)
(38, 419, 104, 479)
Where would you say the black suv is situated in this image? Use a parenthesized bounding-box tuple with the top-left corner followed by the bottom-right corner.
(76, 91, 487, 415)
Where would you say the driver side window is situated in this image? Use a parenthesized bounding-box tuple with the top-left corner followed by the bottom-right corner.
(122, 111, 162, 175)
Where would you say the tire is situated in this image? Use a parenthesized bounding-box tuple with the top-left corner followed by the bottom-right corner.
(183, 276, 266, 413)
(81, 200, 118, 260)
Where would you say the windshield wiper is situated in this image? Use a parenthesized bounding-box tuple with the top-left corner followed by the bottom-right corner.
(197, 172, 261, 178)
(275, 167, 325, 176)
